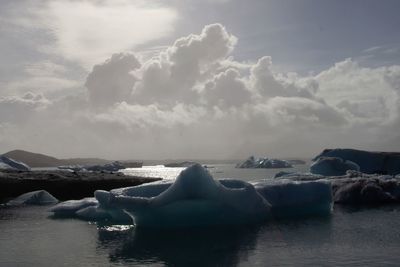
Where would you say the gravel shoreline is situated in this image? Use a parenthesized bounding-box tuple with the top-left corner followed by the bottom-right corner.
(0, 170, 161, 202)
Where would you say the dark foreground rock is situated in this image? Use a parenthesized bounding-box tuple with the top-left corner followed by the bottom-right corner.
(0, 170, 161, 202)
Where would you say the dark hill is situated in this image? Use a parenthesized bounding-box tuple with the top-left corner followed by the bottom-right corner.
(2, 150, 110, 168)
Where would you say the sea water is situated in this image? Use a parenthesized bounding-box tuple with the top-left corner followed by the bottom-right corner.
(122, 163, 310, 181)
(1, 164, 399, 266)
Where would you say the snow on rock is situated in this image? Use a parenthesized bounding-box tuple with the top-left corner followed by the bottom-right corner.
(254, 180, 333, 218)
(310, 157, 360, 176)
(0, 155, 31, 171)
(313, 148, 400, 175)
(7, 190, 58, 206)
(236, 156, 292, 169)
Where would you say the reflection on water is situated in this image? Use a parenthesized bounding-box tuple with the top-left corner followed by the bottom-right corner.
(1, 205, 400, 266)
(97, 224, 262, 266)
(122, 163, 310, 182)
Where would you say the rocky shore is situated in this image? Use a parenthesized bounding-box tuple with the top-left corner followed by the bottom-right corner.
(0, 170, 161, 202)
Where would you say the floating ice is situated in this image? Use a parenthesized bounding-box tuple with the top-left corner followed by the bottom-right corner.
(86, 161, 125, 172)
(310, 156, 360, 176)
(236, 156, 292, 169)
(254, 180, 333, 218)
(48, 164, 338, 226)
(313, 148, 400, 175)
(273, 170, 400, 205)
(0, 155, 31, 171)
(102, 164, 271, 227)
(7, 190, 58, 206)
(49, 197, 98, 216)
(58, 161, 125, 172)
(332, 178, 400, 205)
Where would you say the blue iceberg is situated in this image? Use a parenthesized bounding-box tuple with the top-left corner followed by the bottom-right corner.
(310, 156, 360, 176)
(313, 148, 400, 175)
(254, 180, 332, 218)
(7, 190, 58, 206)
(0, 155, 31, 171)
(236, 156, 292, 168)
(49, 164, 334, 227)
(49, 197, 99, 217)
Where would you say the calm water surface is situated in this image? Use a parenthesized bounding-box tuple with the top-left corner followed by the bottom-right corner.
(1, 205, 400, 266)
(1, 164, 399, 266)
(122, 163, 310, 181)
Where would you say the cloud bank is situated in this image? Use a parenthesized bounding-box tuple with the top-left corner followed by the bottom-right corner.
(1, 24, 400, 159)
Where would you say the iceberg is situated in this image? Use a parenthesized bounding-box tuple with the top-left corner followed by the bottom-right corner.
(0, 155, 31, 171)
(310, 156, 360, 176)
(102, 164, 271, 227)
(272, 170, 400, 206)
(49, 197, 98, 217)
(254, 180, 333, 218)
(332, 178, 400, 205)
(313, 148, 400, 175)
(7, 190, 58, 206)
(49, 196, 131, 222)
(57, 161, 125, 172)
(236, 156, 292, 169)
(49, 164, 337, 226)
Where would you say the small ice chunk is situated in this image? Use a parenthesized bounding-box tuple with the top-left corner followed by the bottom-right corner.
(49, 198, 98, 216)
(76, 205, 131, 222)
(76, 206, 111, 221)
(310, 157, 359, 176)
(7, 190, 58, 206)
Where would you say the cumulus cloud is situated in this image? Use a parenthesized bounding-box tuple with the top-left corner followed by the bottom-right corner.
(1, 23, 400, 159)
(85, 53, 141, 108)
(132, 23, 237, 105)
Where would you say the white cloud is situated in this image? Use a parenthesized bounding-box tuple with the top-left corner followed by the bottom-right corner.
(316, 58, 400, 124)
(2, 60, 81, 97)
(7, 0, 177, 69)
(1, 23, 400, 159)
(85, 53, 141, 108)
(0, 92, 50, 123)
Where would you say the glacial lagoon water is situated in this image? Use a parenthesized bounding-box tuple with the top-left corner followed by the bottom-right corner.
(1, 164, 400, 266)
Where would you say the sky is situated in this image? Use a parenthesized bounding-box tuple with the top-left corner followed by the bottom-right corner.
(0, 0, 400, 160)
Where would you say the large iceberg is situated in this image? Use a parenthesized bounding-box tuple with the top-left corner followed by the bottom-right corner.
(49, 164, 335, 227)
(0, 155, 31, 171)
(7, 190, 58, 206)
(236, 156, 292, 169)
(100, 164, 271, 227)
(254, 180, 333, 218)
(310, 156, 360, 176)
(275, 170, 400, 205)
(313, 148, 400, 175)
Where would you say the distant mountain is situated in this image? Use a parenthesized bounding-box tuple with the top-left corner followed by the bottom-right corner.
(2, 150, 110, 168)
